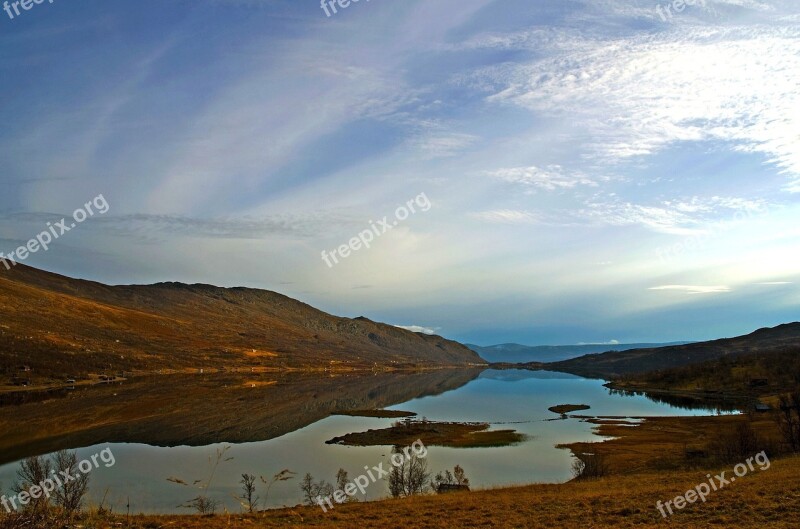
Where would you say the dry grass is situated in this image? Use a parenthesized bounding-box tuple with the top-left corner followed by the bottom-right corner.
(560, 413, 784, 473)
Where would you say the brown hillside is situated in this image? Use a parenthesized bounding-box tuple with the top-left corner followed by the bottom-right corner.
(0, 264, 484, 384)
(546, 323, 800, 378)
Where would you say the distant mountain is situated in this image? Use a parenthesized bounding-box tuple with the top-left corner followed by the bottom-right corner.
(545, 323, 800, 378)
(466, 342, 692, 364)
(0, 265, 484, 383)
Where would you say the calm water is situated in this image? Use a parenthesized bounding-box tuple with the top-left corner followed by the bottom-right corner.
(0, 370, 732, 514)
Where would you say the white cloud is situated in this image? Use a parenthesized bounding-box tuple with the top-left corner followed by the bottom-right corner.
(471, 209, 540, 224)
(474, 25, 800, 182)
(408, 132, 479, 159)
(649, 285, 732, 294)
(394, 324, 439, 335)
(577, 195, 771, 235)
(486, 165, 599, 191)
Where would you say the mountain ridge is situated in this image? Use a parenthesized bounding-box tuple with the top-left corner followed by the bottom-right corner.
(466, 341, 693, 363)
(543, 322, 800, 378)
(0, 264, 485, 385)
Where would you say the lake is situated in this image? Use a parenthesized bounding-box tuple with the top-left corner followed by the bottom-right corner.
(0, 369, 734, 514)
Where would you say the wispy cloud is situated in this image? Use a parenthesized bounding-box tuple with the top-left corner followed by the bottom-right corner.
(408, 131, 479, 159)
(474, 25, 800, 182)
(649, 285, 732, 294)
(471, 210, 540, 224)
(576, 195, 770, 235)
(486, 165, 599, 191)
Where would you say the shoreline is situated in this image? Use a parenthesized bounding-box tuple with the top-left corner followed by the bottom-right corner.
(0, 364, 489, 395)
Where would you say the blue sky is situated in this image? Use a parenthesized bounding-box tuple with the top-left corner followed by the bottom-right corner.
(1, 0, 798, 345)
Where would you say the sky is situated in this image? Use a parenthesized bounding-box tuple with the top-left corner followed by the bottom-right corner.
(0, 0, 798, 346)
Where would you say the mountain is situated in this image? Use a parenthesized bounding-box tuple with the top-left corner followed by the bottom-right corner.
(466, 342, 692, 363)
(545, 323, 800, 378)
(0, 265, 484, 383)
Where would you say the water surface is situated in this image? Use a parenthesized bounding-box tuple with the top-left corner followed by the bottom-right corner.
(0, 369, 731, 514)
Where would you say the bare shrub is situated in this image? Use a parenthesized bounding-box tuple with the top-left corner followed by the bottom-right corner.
(388, 445, 430, 498)
(51, 450, 89, 517)
(432, 464, 470, 490)
(238, 474, 258, 513)
(12, 456, 52, 514)
(335, 469, 357, 503)
(777, 392, 800, 452)
(299, 473, 334, 506)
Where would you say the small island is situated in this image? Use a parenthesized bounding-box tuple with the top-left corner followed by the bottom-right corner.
(326, 419, 527, 448)
(548, 404, 591, 415)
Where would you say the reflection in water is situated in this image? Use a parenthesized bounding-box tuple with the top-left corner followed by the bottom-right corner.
(478, 370, 584, 382)
(606, 387, 742, 413)
(0, 386, 76, 406)
(0, 369, 482, 465)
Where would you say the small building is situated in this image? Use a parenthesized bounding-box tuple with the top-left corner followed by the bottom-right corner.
(66, 379, 76, 384)
(18, 366, 31, 372)
(436, 484, 470, 494)
(755, 403, 771, 412)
